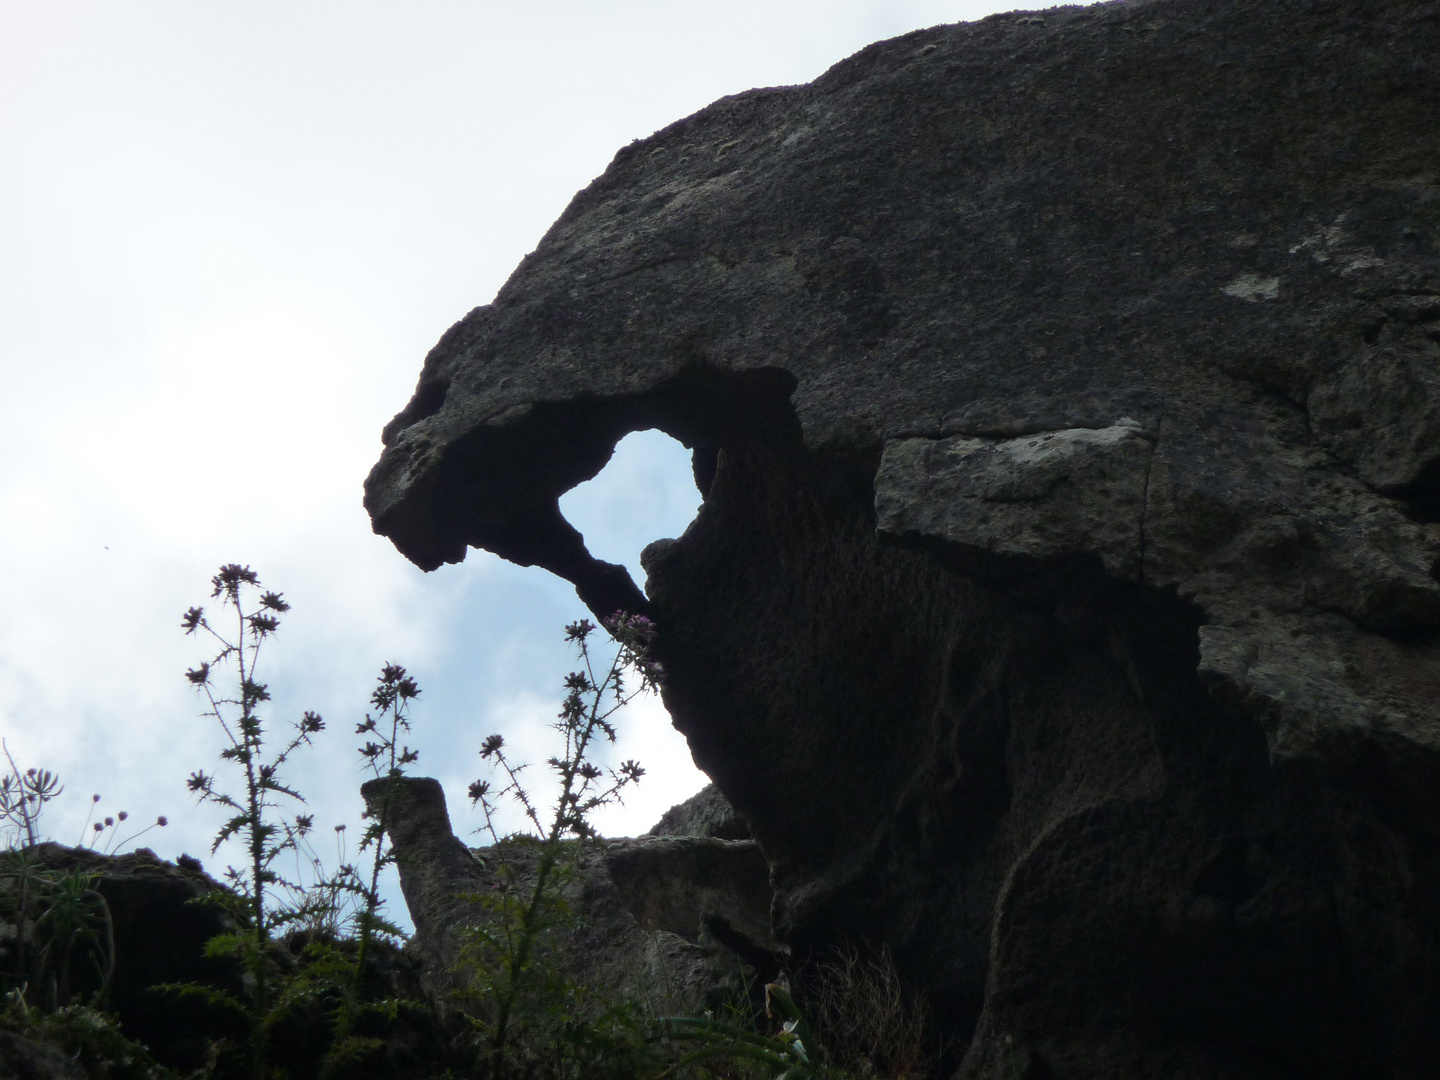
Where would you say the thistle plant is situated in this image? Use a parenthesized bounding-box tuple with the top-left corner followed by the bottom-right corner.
(178, 563, 325, 1080)
(464, 612, 657, 1074)
(316, 662, 422, 1076)
(352, 663, 420, 963)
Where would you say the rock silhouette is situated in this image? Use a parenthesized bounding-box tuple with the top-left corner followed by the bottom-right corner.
(366, 0, 1440, 1075)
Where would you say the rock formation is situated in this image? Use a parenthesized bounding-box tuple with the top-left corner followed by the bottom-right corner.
(365, 0, 1440, 1075)
(0, 844, 240, 1070)
(0, 845, 453, 1078)
(364, 778, 777, 1021)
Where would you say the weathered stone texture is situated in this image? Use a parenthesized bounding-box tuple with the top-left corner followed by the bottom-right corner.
(644, 782, 750, 841)
(363, 778, 775, 1020)
(367, 0, 1440, 1075)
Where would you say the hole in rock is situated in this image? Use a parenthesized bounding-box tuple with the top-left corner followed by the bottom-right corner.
(557, 429, 710, 835)
(1400, 456, 1440, 524)
(558, 429, 702, 592)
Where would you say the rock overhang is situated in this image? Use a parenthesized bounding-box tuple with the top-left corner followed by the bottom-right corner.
(365, 0, 1440, 769)
(364, 0, 1440, 1072)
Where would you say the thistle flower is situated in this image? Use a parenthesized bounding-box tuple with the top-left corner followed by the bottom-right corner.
(619, 760, 645, 783)
(247, 613, 280, 637)
(182, 607, 205, 633)
(240, 678, 271, 704)
(211, 563, 259, 599)
(479, 734, 505, 759)
(603, 611, 658, 646)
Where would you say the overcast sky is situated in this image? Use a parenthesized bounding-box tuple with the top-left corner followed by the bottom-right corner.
(1, 0, 1032, 922)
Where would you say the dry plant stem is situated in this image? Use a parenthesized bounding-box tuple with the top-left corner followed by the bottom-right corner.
(229, 590, 269, 1077)
(3, 746, 34, 985)
(2, 742, 37, 849)
(1, 744, 65, 988)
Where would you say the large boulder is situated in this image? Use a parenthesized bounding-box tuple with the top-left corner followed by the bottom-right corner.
(0, 845, 452, 1078)
(365, 0, 1440, 1076)
(0, 844, 241, 1069)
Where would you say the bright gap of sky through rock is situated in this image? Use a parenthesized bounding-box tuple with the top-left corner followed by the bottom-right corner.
(0, 0, 1050, 925)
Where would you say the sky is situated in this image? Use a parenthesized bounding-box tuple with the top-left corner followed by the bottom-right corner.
(0, 0, 1034, 923)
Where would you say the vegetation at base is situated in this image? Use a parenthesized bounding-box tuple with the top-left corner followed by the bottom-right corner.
(166, 565, 447, 1080)
(0, 565, 941, 1079)
(0, 988, 178, 1080)
(0, 742, 126, 1016)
